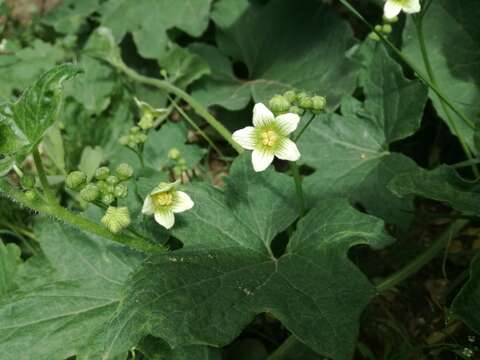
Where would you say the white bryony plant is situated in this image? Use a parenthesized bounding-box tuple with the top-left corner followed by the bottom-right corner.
(232, 103, 301, 172)
(383, 0, 421, 19)
(142, 180, 194, 229)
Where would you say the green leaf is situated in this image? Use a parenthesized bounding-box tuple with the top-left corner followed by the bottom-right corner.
(0, 240, 21, 297)
(159, 45, 210, 89)
(451, 255, 480, 334)
(79, 146, 104, 181)
(0, 156, 14, 176)
(388, 165, 480, 215)
(143, 122, 206, 171)
(137, 336, 221, 360)
(402, 0, 480, 152)
(0, 219, 143, 359)
(43, 124, 66, 174)
(41, 0, 101, 34)
(100, 0, 212, 59)
(0, 39, 66, 100)
(0, 64, 80, 156)
(103, 155, 392, 360)
(192, 0, 359, 110)
(299, 46, 427, 226)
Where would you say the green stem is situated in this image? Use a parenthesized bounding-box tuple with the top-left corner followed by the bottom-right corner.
(114, 61, 243, 154)
(413, 17, 479, 176)
(32, 148, 56, 204)
(290, 162, 305, 217)
(376, 219, 468, 293)
(294, 113, 316, 142)
(168, 95, 225, 158)
(338, 0, 476, 131)
(0, 179, 161, 254)
(267, 219, 468, 359)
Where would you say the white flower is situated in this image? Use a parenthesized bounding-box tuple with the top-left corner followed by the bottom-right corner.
(232, 103, 301, 172)
(142, 181, 194, 229)
(383, 0, 421, 19)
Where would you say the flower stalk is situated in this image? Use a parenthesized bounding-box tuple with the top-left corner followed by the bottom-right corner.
(32, 148, 56, 204)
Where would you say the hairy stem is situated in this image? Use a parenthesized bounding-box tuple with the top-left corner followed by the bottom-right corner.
(32, 148, 56, 204)
(0, 179, 161, 254)
(114, 61, 243, 154)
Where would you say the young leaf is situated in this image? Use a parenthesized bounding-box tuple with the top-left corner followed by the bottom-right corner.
(451, 255, 480, 334)
(0, 64, 80, 156)
(0, 219, 143, 359)
(403, 0, 480, 152)
(0, 240, 21, 297)
(103, 155, 393, 360)
(192, 0, 359, 110)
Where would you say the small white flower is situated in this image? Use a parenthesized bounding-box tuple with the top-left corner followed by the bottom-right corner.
(232, 103, 301, 172)
(142, 181, 194, 229)
(383, 0, 421, 19)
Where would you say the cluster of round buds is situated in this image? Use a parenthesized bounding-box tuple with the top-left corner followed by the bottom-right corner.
(167, 148, 188, 177)
(20, 175, 36, 201)
(119, 126, 148, 149)
(65, 163, 134, 206)
(368, 15, 398, 41)
(268, 90, 326, 116)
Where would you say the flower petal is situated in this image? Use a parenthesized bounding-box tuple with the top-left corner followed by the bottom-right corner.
(275, 138, 301, 161)
(274, 113, 301, 135)
(154, 210, 175, 229)
(232, 126, 257, 150)
(251, 149, 274, 172)
(402, 0, 421, 14)
(252, 103, 275, 127)
(141, 196, 155, 215)
(384, 0, 402, 19)
(172, 191, 194, 213)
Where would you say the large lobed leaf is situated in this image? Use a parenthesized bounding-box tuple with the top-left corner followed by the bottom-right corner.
(402, 0, 480, 152)
(299, 45, 427, 228)
(0, 219, 143, 360)
(192, 0, 359, 110)
(103, 154, 393, 360)
(0, 64, 80, 157)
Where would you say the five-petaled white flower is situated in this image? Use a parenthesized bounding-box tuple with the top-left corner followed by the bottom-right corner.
(142, 181, 194, 229)
(232, 103, 301, 172)
(383, 0, 420, 19)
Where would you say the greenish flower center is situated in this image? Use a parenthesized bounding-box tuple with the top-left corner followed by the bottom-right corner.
(260, 130, 279, 147)
(152, 192, 173, 207)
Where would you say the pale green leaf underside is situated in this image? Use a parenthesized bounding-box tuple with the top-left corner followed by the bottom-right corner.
(104, 155, 392, 360)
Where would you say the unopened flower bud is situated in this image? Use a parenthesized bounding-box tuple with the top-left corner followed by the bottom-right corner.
(296, 92, 308, 102)
(288, 106, 304, 115)
(106, 175, 119, 186)
(383, 15, 398, 23)
(116, 163, 133, 180)
(369, 32, 381, 41)
(299, 96, 313, 109)
(130, 126, 141, 134)
(95, 166, 110, 180)
(311, 96, 326, 112)
(283, 90, 297, 103)
(374, 24, 382, 32)
(119, 136, 130, 145)
(114, 183, 128, 198)
(101, 194, 115, 205)
(101, 206, 131, 234)
(168, 148, 181, 160)
(24, 190, 36, 201)
(21, 175, 35, 189)
(80, 184, 100, 202)
(382, 24, 392, 34)
(138, 113, 154, 130)
(65, 171, 87, 190)
(269, 95, 290, 114)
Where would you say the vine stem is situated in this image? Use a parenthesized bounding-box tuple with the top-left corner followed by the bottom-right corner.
(32, 148, 56, 204)
(0, 179, 161, 254)
(114, 61, 243, 154)
(413, 16, 479, 177)
(267, 219, 468, 359)
(294, 113, 316, 142)
(338, 0, 476, 132)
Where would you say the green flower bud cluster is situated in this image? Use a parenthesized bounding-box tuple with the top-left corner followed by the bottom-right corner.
(119, 126, 148, 149)
(268, 90, 327, 115)
(65, 163, 134, 206)
(168, 148, 190, 178)
(369, 16, 396, 41)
